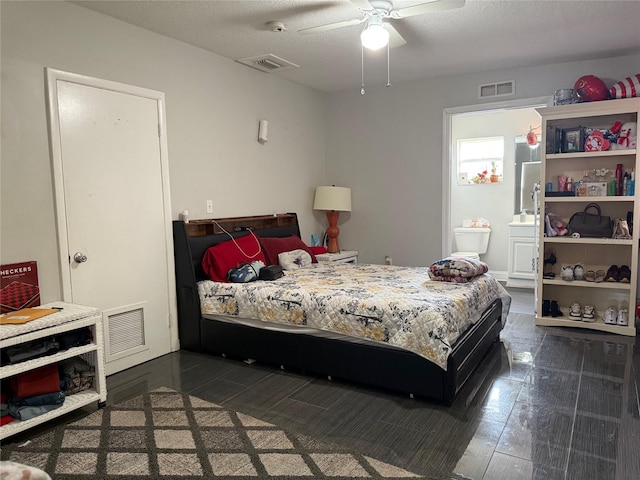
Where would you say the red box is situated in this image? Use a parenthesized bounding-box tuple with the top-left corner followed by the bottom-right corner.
(1, 261, 40, 313)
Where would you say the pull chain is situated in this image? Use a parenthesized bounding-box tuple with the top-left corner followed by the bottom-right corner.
(386, 41, 391, 88)
(361, 44, 365, 95)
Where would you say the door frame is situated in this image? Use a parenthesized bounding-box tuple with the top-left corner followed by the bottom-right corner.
(441, 96, 552, 260)
(45, 68, 179, 352)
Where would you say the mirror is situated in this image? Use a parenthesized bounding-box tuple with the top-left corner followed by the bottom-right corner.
(514, 137, 541, 214)
(520, 162, 540, 214)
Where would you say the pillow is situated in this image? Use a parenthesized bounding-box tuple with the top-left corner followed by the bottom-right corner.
(309, 246, 328, 255)
(202, 233, 266, 282)
(278, 249, 313, 270)
(258, 235, 317, 265)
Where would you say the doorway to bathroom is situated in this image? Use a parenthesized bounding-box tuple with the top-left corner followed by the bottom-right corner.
(442, 96, 551, 283)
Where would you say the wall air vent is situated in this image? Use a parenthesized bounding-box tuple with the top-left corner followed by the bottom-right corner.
(478, 80, 515, 99)
(236, 54, 300, 73)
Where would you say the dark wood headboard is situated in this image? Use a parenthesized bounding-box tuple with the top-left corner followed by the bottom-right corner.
(172, 213, 301, 351)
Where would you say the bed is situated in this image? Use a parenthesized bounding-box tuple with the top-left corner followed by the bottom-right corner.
(172, 213, 511, 404)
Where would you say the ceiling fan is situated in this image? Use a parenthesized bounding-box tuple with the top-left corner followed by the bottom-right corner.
(298, 0, 466, 50)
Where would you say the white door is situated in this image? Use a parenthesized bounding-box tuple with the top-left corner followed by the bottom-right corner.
(47, 69, 177, 375)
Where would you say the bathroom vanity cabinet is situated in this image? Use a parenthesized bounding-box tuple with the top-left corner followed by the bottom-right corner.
(535, 98, 639, 336)
(507, 222, 536, 288)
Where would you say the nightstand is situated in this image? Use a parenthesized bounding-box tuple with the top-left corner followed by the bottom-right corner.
(315, 250, 358, 264)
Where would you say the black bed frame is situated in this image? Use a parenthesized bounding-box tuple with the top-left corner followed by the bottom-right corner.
(172, 214, 504, 405)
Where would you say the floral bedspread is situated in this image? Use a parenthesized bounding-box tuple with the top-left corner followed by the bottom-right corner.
(198, 263, 511, 370)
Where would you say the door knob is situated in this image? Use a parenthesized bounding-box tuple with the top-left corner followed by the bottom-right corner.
(73, 252, 88, 263)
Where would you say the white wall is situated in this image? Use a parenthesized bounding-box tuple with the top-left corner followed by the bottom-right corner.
(0, 1, 326, 303)
(325, 54, 640, 266)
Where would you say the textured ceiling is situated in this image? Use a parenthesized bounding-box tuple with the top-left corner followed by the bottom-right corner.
(72, 0, 640, 92)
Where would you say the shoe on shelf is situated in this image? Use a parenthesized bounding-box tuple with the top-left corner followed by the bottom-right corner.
(543, 250, 556, 279)
(544, 250, 557, 265)
(619, 265, 631, 283)
(595, 269, 606, 283)
(604, 307, 617, 325)
(585, 270, 596, 282)
(582, 305, 596, 323)
(617, 309, 629, 326)
(604, 265, 619, 282)
(569, 302, 582, 320)
(550, 300, 563, 317)
(561, 265, 575, 281)
(542, 299, 551, 316)
(573, 264, 585, 281)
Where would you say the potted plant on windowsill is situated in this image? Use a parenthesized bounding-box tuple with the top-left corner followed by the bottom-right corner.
(490, 161, 500, 183)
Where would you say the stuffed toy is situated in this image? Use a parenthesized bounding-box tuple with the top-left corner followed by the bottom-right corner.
(548, 212, 567, 236)
(611, 121, 637, 150)
(544, 213, 567, 237)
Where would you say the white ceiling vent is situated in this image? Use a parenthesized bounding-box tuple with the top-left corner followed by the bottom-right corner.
(236, 54, 299, 73)
(478, 80, 515, 99)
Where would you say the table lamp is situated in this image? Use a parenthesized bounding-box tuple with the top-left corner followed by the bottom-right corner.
(313, 186, 352, 253)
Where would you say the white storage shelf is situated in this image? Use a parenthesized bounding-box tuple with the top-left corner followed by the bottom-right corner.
(316, 250, 358, 264)
(0, 302, 107, 440)
(536, 98, 639, 337)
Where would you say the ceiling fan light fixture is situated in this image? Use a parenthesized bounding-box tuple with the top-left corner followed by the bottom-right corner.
(360, 23, 389, 50)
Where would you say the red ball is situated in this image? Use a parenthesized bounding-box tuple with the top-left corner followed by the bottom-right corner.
(574, 75, 611, 102)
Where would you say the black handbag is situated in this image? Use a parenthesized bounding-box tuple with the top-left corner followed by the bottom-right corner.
(259, 265, 284, 281)
(567, 203, 614, 238)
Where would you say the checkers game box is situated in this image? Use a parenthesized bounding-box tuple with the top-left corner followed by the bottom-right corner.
(1, 261, 40, 313)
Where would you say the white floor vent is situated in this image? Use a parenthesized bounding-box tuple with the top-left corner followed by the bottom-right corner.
(478, 80, 515, 99)
(104, 304, 147, 360)
(236, 54, 300, 73)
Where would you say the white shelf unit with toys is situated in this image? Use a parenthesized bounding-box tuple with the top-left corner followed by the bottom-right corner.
(535, 98, 639, 336)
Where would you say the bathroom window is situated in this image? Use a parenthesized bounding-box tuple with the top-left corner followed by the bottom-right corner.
(457, 136, 504, 184)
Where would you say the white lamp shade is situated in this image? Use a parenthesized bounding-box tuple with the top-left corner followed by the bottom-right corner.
(360, 24, 389, 51)
(313, 186, 352, 212)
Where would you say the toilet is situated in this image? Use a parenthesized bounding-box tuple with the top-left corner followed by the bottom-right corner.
(452, 227, 491, 259)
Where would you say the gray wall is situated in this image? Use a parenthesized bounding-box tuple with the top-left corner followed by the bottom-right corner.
(1, 1, 326, 303)
(325, 54, 640, 266)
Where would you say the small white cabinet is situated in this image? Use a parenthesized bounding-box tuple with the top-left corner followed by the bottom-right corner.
(0, 302, 107, 440)
(316, 250, 358, 264)
(507, 223, 536, 288)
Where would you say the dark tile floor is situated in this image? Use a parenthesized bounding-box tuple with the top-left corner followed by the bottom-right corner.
(101, 287, 639, 480)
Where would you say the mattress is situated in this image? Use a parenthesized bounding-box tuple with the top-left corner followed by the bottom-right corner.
(198, 263, 511, 369)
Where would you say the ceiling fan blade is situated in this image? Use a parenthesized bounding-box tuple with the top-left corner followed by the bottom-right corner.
(298, 17, 366, 35)
(385, 23, 407, 48)
(393, 0, 465, 19)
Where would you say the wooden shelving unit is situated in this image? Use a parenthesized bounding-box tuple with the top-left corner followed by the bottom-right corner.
(536, 98, 639, 336)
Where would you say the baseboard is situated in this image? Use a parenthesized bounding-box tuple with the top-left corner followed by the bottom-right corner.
(506, 278, 535, 289)
(491, 270, 508, 283)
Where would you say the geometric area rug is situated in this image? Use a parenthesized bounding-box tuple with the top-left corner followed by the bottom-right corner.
(1, 387, 423, 479)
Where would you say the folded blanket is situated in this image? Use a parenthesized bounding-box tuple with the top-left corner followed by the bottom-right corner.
(428, 256, 489, 282)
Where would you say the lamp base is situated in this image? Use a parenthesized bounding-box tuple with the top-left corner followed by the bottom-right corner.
(325, 210, 341, 253)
